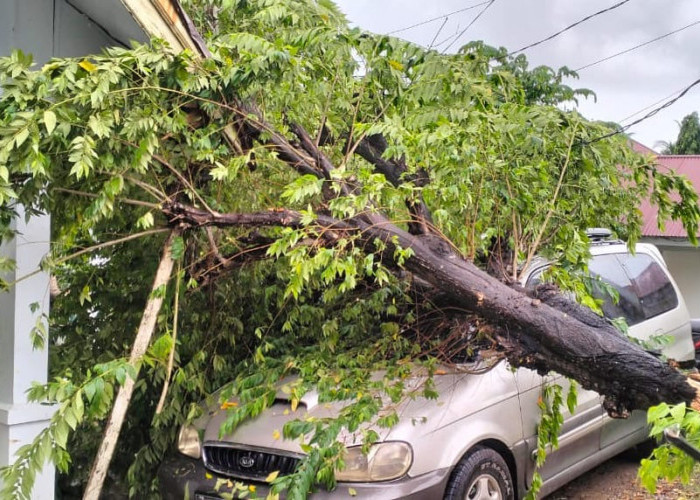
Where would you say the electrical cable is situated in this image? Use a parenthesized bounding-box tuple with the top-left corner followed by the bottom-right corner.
(386, 1, 492, 35)
(509, 0, 633, 56)
(428, 17, 449, 50)
(586, 76, 700, 144)
(618, 85, 688, 123)
(575, 19, 700, 72)
(431, 23, 465, 50)
(441, 0, 498, 53)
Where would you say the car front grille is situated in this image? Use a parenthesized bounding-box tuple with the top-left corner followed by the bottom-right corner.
(202, 444, 301, 481)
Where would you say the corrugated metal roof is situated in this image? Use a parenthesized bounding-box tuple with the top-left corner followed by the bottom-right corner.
(630, 139, 658, 156)
(639, 154, 700, 238)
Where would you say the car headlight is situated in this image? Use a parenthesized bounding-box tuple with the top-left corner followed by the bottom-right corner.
(177, 424, 202, 459)
(336, 442, 412, 482)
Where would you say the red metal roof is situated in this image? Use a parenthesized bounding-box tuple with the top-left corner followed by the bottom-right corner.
(630, 139, 658, 157)
(638, 152, 700, 238)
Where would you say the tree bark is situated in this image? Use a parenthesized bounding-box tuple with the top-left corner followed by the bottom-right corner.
(355, 134, 434, 235)
(83, 230, 179, 500)
(383, 228, 696, 416)
(163, 202, 696, 415)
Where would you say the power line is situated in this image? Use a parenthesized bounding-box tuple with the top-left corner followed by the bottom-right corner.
(619, 85, 688, 124)
(386, 1, 492, 35)
(575, 19, 700, 72)
(509, 0, 633, 56)
(587, 76, 700, 144)
(431, 22, 466, 50)
(442, 0, 498, 53)
(428, 17, 449, 50)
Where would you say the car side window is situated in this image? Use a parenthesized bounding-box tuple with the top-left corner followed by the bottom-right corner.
(589, 253, 678, 325)
(618, 253, 678, 320)
(526, 252, 679, 327)
(588, 254, 645, 325)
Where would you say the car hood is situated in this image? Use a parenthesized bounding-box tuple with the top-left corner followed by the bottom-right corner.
(201, 360, 517, 454)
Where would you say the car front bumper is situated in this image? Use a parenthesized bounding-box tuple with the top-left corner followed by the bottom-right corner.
(158, 453, 451, 499)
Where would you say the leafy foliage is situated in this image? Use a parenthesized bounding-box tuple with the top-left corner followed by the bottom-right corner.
(639, 403, 700, 493)
(525, 382, 578, 500)
(0, 0, 698, 498)
(661, 111, 700, 155)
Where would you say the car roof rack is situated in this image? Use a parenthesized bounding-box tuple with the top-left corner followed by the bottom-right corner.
(586, 228, 611, 240)
(586, 228, 622, 245)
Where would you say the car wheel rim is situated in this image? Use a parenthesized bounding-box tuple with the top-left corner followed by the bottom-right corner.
(466, 474, 502, 500)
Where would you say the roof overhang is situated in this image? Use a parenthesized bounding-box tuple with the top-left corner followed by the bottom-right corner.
(67, 0, 208, 56)
(120, 0, 209, 56)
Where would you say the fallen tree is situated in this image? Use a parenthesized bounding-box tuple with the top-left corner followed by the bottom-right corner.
(0, 0, 699, 497)
(162, 200, 695, 415)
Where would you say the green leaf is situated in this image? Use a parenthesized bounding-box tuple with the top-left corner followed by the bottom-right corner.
(647, 403, 670, 424)
(43, 110, 57, 135)
(54, 419, 70, 449)
(14, 127, 29, 148)
(84, 380, 96, 402)
(670, 403, 687, 422)
(171, 236, 185, 260)
(79, 284, 91, 306)
(136, 212, 154, 229)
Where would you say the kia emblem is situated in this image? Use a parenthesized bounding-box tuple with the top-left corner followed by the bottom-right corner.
(239, 454, 255, 468)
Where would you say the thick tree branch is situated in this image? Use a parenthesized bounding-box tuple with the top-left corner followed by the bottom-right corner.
(163, 201, 349, 232)
(162, 200, 696, 415)
(288, 123, 337, 182)
(355, 134, 434, 235)
(370, 223, 696, 415)
(232, 101, 323, 178)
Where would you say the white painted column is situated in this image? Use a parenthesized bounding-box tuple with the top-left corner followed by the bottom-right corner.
(0, 210, 55, 499)
(0, 2, 55, 495)
(0, 2, 146, 497)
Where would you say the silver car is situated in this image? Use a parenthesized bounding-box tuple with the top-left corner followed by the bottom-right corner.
(159, 237, 695, 499)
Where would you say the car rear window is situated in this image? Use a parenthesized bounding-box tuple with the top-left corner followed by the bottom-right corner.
(588, 253, 678, 325)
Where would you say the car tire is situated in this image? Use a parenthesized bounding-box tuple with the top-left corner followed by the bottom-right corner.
(444, 446, 514, 500)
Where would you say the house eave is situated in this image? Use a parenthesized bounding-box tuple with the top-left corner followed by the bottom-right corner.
(67, 0, 207, 56)
(119, 0, 209, 56)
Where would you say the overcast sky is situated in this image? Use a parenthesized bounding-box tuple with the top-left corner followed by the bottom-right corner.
(333, 0, 700, 151)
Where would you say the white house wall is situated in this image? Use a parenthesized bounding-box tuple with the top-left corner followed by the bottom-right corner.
(659, 246, 700, 319)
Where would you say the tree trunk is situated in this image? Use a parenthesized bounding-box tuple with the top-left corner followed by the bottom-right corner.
(383, 226, 696, 415)
(164, 202, 696, 415)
